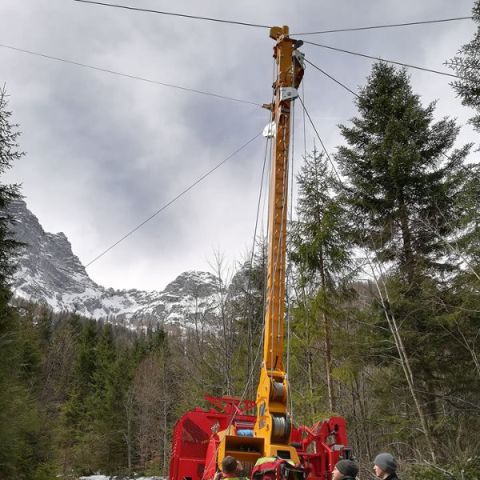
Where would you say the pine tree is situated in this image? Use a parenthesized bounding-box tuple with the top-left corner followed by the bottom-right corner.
(447, 1, 480, 133)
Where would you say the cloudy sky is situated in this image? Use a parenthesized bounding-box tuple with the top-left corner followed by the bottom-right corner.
(0, 0, 477, 291)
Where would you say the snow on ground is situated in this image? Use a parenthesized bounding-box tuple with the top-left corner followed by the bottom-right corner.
(80, 476, 165, 480)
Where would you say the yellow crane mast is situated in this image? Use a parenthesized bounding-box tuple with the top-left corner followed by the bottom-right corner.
(253, 25, 304, 462)
(215, 25, 304, 468)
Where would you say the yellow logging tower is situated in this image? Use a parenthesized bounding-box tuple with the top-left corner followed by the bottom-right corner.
(253, 25, 304, 462)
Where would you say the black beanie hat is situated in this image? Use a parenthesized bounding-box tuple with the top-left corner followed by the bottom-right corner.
(336, 459, 359, 478)
(374, 453, 398, 473)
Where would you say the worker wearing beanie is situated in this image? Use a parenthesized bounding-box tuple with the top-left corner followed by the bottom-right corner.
(373, 453, 400, 480)
(332, 459, 359, 480)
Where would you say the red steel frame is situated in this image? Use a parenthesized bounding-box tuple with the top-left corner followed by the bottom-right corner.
(169, 397, 350, 480)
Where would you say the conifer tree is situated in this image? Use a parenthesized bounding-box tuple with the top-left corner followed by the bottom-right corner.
(337, 63, 470, 286)
(0, 86, 22, 307)
(447, 0, 480, 133)
(0, 87, 35, 478)
(289, 149, 351, 413)
(335, 62, 476, 462)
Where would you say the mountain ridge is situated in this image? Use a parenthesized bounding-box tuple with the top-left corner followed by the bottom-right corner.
(7, 199, 219, 330)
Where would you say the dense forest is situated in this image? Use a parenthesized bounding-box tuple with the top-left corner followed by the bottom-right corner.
(1, 4, 480, 479)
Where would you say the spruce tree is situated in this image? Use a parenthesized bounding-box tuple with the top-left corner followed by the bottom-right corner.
(447, 0, 480, 133)
(337, 63, 470, 286)
(336, 63, 474, 461)
(0, 90, 54, 479)
(0, 86, 22, 306)
(289, 149, 351, 413)
(290, 149, 351, 288)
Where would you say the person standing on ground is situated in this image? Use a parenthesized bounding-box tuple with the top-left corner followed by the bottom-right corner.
(214, 456, 247, 480)
(332, 459, 359, 480)
(373, 453, 400, 480)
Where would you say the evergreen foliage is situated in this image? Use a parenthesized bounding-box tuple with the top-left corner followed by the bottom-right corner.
(337, 63, 470, 285)
(289, 149, 352, 414)
(0, 86, 22, 304)
(447, 0, 480, 133)
(1, 49, 479, 480)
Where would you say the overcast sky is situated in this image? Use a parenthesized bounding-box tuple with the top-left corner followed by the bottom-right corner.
(0, 0, 477, 291)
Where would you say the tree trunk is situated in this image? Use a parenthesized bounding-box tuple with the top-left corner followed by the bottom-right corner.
(319, 248, 335, 411)
(368, 257, 437, 462)
(398, 194, 415, 285)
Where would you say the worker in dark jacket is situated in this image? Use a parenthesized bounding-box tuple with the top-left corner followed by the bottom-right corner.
(373, 453, 400, 480)
(332, 459, 359, 480)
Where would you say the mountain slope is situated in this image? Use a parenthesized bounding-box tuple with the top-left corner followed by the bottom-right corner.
(8, 200, 218, 329)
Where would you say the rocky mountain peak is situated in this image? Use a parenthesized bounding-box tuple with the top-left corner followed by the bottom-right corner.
(7, 199, 218, 330)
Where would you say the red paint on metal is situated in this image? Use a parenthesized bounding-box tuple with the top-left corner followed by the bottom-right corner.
(169, 397, 349, 480)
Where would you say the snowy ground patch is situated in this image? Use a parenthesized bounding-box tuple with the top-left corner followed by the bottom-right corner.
(80, 476, 165, 480)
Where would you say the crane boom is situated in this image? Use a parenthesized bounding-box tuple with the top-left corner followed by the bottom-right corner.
(253, 25, 304, 462)
(168, 25, 350, 480)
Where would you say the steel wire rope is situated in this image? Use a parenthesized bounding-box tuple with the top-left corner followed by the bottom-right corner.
(292, 15, 473, 36)
(73, 1, 472, 36)
(301, 83, 308, 161)
(285, 94, 297, 423)
(299, 92, 470, 286)
(199, 75, 273, 475)
(297, 96, 342, 182)
(257, 61, 275, 403)
(239, 57, 277, 403)
(298, 81, 310, 369)
(243, 133, 271, 402)
(272, 125, 290, 371)
(304, 58, 359, 98)
(73, 0, 271, 29)
(263, 103, 292, 440)
(303, 40, 464, 80)
(305, 68, 477, 288)
(0, 43, 261, 107)
(298, 92, 473, 440)
(200, 319, 267, 480)
(188, 135, 270, 473)
(85, 131, 262, 268)
(258, 97, 289, 421)
(262, 126, 287, 432)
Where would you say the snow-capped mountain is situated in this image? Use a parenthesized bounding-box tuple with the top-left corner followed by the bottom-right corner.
(7, 199, 219, 330)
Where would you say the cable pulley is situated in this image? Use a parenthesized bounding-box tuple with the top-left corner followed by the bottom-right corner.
(270, 380, 287, 402)
(271, 415, 292, 443)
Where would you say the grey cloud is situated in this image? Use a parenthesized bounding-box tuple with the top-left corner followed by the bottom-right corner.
(1, 0, 476, 289)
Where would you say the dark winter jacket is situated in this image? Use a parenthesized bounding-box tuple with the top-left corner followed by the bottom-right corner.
(385, 474, 399, 480)
(341, 476, 356, 480)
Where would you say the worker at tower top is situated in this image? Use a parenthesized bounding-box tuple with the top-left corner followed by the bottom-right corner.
(332, 459, 359, 480)
(373, 453, 400, 480)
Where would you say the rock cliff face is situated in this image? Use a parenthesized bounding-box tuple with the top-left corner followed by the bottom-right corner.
(8, 200, 218, 330)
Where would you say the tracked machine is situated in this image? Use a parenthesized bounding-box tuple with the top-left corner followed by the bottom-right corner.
(169, 26, 351, 480)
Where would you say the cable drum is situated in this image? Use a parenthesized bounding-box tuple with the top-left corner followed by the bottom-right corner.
(270, 380, 286, 402)
(271, 415, 291, 443)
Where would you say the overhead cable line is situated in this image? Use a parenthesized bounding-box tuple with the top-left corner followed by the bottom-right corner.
(293, 15, 472, 35)
(297, 96, 341, 181)
(303, 40, 463, 79)
(85, 131, 262, 268)
(0, 43, 262, 107)
(73, 0, 271, 29)
(304, 58, 359, 98)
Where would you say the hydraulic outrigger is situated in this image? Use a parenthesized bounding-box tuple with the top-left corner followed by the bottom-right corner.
(169, 26, 350, 480)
